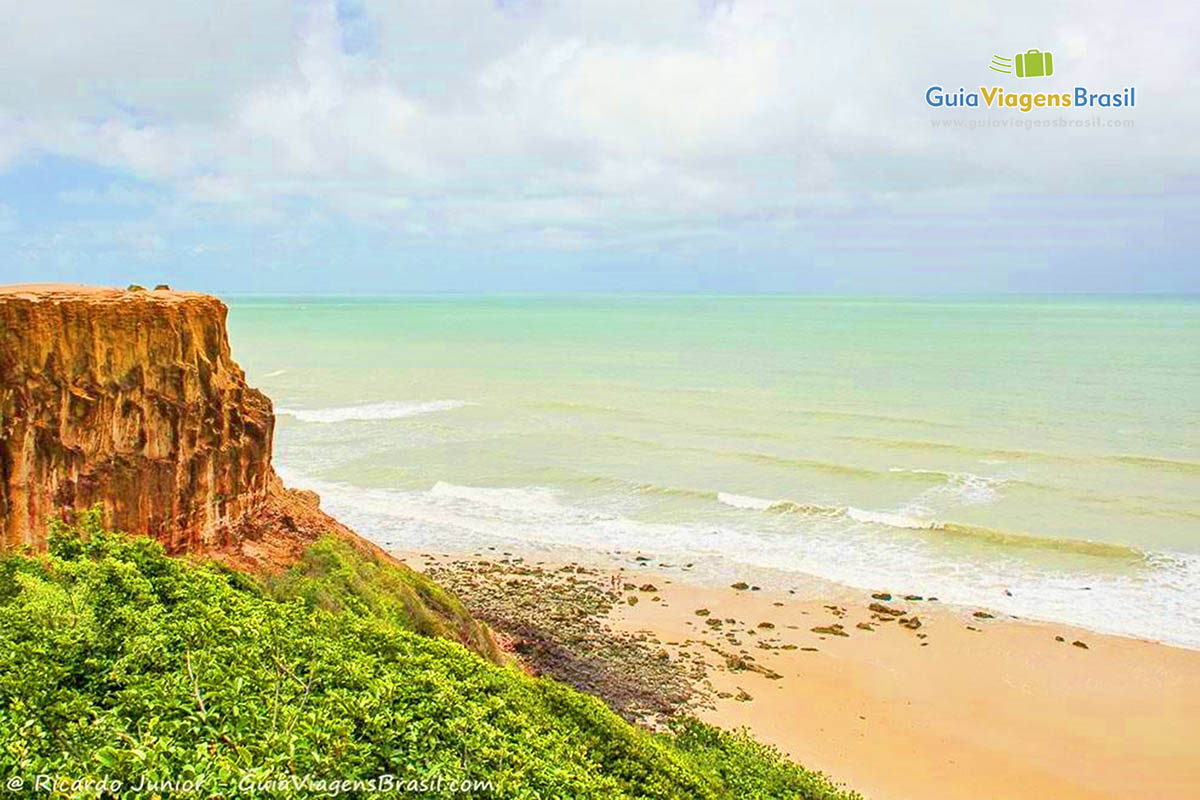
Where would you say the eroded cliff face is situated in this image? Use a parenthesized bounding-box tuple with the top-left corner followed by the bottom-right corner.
(0, 284, 332, 563)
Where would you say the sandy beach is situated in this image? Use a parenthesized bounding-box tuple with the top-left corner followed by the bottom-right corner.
(404, 549, 1200, 800)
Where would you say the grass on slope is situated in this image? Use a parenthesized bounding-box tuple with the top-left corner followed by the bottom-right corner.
(259, 535, 501, 663)
(0, 511, 860, 799)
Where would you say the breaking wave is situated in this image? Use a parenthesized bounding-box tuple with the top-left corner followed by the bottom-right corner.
(715, 493, 1144, 559)
(278, 400, 474, 423)
(275, 472, 1199, 648)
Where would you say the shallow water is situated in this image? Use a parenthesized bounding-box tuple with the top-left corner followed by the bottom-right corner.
(228, 294, 1200, 647)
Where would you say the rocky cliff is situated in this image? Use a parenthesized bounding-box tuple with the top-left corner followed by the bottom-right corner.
(0, 284, 346, 566)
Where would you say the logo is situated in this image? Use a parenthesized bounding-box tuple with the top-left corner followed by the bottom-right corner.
(990, 49, 1054, 78)
(925, 45, 1135, 113)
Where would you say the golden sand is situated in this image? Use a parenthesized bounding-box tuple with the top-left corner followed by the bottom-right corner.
(607, 576, 1200, 800)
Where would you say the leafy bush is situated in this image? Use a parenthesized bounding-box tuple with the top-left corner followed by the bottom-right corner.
(260, 536, 501, 662)
(0, 511, 859, 799)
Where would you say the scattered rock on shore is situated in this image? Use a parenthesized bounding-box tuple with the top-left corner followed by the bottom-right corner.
(869, 602, 904, 616)
(724, 654, 782, 680)
(421, 557, 701, 726)
(811, 624, 849, 637)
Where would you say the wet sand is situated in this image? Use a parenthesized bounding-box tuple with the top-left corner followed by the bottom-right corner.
(404, 548, 1200, 800)
(606, 577, 1200, 800)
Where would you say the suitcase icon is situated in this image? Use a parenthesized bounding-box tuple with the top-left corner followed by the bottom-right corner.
(1014, 49, 1053, 78)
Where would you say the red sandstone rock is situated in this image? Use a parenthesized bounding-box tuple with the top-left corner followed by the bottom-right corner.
(0, 284, 357, 568)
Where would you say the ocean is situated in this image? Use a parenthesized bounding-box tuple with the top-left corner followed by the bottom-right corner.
(227, 295, 1200, 648)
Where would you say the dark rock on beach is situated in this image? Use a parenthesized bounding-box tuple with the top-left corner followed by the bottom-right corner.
(422, 557, 701, 726)
(811, 624, 849, 637)
(869, 602, 904, 616)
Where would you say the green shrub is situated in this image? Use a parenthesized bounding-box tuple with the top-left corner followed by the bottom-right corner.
(0, 511, 859, 799)
(261, 536, 501, 662)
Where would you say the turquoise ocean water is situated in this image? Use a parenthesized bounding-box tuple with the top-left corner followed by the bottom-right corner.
(228, 295, 1200, 647)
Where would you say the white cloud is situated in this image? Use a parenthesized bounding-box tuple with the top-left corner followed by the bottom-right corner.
(0, 1, 296, 118)
(0, 0, 1197, 255)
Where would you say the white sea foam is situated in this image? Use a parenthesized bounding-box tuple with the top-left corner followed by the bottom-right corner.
(263, 369, 287, 377)
(719, 490, 938, 531)
(889, 469, 1003, 506)
(844, 507, 935, 529)
(428, 482, 576, 518)
(717, 492, 775, 510)
(277, 472, 1200, 649)
(278, 400, 474, 423)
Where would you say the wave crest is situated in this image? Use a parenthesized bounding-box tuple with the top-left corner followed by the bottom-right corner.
(278, 400, 474, 423)
(716, 492, 775, 510)
(718, 492, 1143, 559)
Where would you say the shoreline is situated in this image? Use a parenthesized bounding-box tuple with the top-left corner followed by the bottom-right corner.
(401, 545, 1200, 800)
(391, 534, 1197, 652)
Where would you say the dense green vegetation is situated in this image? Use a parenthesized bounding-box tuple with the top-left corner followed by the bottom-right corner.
(0, 511, 860, 798)
(260, 536, 501, 663)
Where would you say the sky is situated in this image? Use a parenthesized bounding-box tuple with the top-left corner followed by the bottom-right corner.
(0, 0, 1197, 293)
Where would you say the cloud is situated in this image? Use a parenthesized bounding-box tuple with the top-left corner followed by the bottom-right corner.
(0, 0, 1197, 289)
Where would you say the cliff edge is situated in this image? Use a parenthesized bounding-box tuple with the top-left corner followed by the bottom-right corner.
(0, 284, 360, 567)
